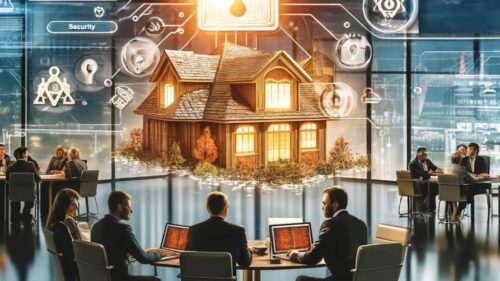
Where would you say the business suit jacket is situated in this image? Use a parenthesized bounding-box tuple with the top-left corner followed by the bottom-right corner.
(51, 221, 79, 281)
(408, 158, 438, 181)
(46, 156, 67, 174)
(447, 164, 475, 184)
(293, 211, 367, 281)
(187, 216, 252, 270)
(64, 159, 87, 181)
(6, 159, 41, 183)
(459, 156, 488, 174)
(91, 214, 160, 281)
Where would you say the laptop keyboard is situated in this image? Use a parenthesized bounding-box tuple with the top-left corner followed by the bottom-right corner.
(149, 249, 180, 260)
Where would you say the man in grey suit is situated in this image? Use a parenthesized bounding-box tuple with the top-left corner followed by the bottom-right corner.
(288, 187, 367, 281)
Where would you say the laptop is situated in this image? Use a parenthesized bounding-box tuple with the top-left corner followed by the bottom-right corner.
(155, 223, 190, 260)
(269, 222, 313, 261)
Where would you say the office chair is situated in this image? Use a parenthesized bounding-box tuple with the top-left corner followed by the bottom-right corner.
(179, 251, 236, 281)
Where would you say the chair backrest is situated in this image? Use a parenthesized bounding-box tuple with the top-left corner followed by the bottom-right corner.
(79, 170, 99, 197)
(179, 251, 235, 281)
(373, 224, 410, 262)
(72, 240, 112, 281)
(8, 172, 36, 201)
(482, 155, 490, 174)
(351, 243, 403, 281)
(43, 228, 66, 281)
(395, 170, 419, 197)
(437, 174, 462, 202)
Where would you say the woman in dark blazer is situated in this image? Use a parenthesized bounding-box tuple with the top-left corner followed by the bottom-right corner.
(46, 188, 83, 281)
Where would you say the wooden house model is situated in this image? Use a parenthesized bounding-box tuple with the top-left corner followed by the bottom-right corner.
(135, 43, 328, 168)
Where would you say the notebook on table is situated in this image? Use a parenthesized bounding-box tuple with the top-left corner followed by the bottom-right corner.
(269, 222, 313, 261)
(153, 223, 190, 260)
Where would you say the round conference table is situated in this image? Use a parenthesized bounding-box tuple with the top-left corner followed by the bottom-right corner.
(153, 240, 326, 281)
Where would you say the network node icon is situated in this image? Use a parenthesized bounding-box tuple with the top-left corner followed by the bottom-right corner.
(198, 0, 279, 31)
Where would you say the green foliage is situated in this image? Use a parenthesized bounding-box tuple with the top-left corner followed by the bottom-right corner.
(117, 128, 162, 166)
(255, 160, 309, 185)
(192, 161, 219, 178)
(168, 142, 186, 168)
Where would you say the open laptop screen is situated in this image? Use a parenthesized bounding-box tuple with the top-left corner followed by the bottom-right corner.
(161, 223, 189, 251)
(269, 222, 313, 254)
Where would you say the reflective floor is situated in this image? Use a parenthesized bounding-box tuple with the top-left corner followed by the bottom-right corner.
(0, 175, 499, 281)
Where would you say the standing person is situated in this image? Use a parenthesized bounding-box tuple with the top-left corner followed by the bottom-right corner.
(63, 147, 87, 192)
(0, 143, 13, 174)
(45, 188, 82, 281)
(91, 191, 164, 281)
(408, 147, 442, 213)
(6, 147, 41, 223)
(288, 187, 367, 281)
(187, 191, 252, 271)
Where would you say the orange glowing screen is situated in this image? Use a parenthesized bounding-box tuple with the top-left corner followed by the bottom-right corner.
(162, 225, 189, 250)
(271, 224, 312, 253)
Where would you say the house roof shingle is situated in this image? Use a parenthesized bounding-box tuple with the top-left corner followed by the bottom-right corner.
(136, 43, 327, 122)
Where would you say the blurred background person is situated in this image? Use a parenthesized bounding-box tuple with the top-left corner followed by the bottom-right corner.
(63, 147, 87, 192)
(0, 143, 13, 174)
(41, 145, 67, 224)
(409, 147, 442, 213)
(455, 144, 467, 160)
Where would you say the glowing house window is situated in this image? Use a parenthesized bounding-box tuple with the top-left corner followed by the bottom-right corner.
(300, 123, 317, 149)
(265, 80, 291, 109)
(236, 125, 255, 154)
(267, 124, 291, 161)
(164, 84, 175, 107)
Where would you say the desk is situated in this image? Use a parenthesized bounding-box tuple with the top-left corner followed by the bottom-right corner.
(0, 174, 65, 224)
(153, 240, 326, 281)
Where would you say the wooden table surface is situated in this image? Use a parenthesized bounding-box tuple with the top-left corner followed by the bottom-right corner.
(154, 240, 325, 270)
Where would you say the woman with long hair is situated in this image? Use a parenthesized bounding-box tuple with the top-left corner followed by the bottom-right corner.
(46, 188, 81, 240)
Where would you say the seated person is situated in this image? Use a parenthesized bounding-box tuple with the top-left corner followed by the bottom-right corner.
(187, 191, 252, 271)
(41, 145, 67, 223)
(408, 147, 442, 213)
(455, 144, 467, 160)
(0, 143, 13, 174)
(459, 142, 491, 207)
(288, 187, 367, 281)
(46, 188, 83, 281)
(446, 153, 476, 222)
(63, 147, 88, 192)
(46, 145, 67, 175)
(91, 191, 164, 281)
(7, 147, 41, 223)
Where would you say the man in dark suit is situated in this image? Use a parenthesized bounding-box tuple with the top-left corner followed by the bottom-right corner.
(288, 187, 367, 281)
(187, 191, 252, 271)
(91, 191, 164, 281)
(63, 147, 88, 192)
(459, 142, 490, 207)
(408, 147, 442, 213)
(6, 147, 41, 223)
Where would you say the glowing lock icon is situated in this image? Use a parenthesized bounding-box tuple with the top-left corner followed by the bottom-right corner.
(198, 0, 279, 31)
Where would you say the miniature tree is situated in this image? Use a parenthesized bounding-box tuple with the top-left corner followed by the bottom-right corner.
(193, 127, 219, 163)
(168, 142, 186, 168)
(317, 136, 369, 184)
(118, 128, 143, 158)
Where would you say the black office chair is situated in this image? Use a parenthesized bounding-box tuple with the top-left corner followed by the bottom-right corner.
(78, 170, 99, 222)
(178, 251, 236, 281)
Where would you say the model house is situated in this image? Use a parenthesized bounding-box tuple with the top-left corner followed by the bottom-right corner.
(135, 42, 328, 168)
